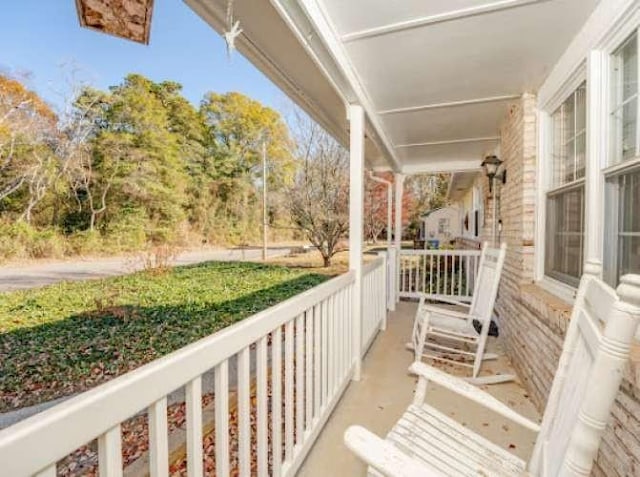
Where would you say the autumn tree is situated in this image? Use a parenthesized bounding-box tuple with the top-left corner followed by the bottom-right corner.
(0, 75, 59, 222)
(364, 172, 392, 243)
(288, 111, 348, 267)
(404, 173, 450, 238)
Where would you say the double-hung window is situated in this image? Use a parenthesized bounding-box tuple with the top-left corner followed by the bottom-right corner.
(545, 83, 586, 287)
(605, 32, 640, 286)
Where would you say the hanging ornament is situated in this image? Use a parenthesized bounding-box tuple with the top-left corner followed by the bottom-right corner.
(223, 0, 243, 61)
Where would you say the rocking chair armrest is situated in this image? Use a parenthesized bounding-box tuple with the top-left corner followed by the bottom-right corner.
(428, 298, 472, 309)
(344, 425, 444, 477)
(409, 362, 541, 433)
(421, 304, 470, 321)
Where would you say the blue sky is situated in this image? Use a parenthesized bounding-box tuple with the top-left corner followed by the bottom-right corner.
(0, 0, 285, 112)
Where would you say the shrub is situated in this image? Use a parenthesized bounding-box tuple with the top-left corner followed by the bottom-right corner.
(28, 228, 65, 258)
(66, 230, 103, 256)
(145, 244, 179, 272)
(103, 208, 147, 252)
(0, 222, 28, 260)
(0, 222, 65, 261)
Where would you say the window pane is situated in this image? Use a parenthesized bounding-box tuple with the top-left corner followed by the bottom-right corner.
(545, 186, 585, 286)
(551, 108, 566, 187)
(622, 36, 638, 102)
(575, 132, 586, 180)
(575, 84, 586, 180)
(565, 139, 576, 183)
(564, 94, 575, 142)
(575, 84, 586, 132)
(551, 83, 586, 186)
(606, 168, 640, 285)
(623, 99, 638, 161)
(611, 34, 638, 164)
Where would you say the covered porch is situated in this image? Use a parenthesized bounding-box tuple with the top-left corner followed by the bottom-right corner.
(297, 301, 539, 477)
(2, 0, 640, 476)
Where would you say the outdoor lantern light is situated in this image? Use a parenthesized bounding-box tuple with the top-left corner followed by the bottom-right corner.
(481, 155, 506, 193)
(482, 154, 506, 247)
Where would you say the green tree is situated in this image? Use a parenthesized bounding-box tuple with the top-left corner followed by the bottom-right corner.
(199, 92, 294, 241)
(88, 75, 191, 241)
(200, 92, 294, 183)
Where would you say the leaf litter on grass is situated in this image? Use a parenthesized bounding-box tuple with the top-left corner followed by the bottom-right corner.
(0, 261, 330, 411)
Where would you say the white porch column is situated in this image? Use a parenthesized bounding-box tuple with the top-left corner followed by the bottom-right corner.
(394, 173, 405, 304)
(348, 104, 365, 381)
(585, 50, 605, 278)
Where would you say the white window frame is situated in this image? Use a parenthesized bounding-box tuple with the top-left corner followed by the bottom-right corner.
(546, 83, 587, 288)
(534, 0, 640, 303)
(603, 28, 640, 285)
(536, 66, 587, 302)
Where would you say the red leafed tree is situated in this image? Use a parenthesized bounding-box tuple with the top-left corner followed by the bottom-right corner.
(364, 173, 416, 242)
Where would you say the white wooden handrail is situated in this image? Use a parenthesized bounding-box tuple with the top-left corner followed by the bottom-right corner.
(400, 249, 483, 256)
(0, 258, 388, 477)
(398, 248, 481, 303)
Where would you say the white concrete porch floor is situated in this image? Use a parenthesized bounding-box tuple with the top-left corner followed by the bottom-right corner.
(298, 301, 541, 476)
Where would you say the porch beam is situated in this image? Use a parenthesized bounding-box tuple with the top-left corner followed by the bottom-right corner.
(394, 173, 405, 305)
(395, 137, 500, 149)
(401, 161, 482, 175)
(378, 94, 520, 116)
(349, 104, 365, 381)
(341, 0, 548, 43)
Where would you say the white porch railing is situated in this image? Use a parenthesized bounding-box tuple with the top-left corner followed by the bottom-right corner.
(398, 249, 481, 303)
(362, 254, 387, 354)
(0, 257, 387, 477)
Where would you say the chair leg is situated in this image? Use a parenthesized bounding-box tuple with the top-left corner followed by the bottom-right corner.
(415, 316, 430, 362)
(464, 374, 516, 385)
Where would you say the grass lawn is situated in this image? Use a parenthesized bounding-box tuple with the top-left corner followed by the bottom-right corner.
(0, 261, 330, 412)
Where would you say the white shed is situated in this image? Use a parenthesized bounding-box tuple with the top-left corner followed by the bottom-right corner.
(420, 206, 461, 246)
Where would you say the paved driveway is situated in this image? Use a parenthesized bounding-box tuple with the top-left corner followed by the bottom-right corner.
(0, 247, 291, 292)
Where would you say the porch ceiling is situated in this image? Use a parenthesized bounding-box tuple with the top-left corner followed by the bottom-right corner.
(184, 0, 599, 173)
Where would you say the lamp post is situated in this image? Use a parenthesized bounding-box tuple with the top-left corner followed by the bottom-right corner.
(481, 155, 505, 246)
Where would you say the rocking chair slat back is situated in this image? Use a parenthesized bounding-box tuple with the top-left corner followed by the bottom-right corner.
(469, 243, 505, 325)
(529, 272, 640, 476)
(469, 243, 507, 378)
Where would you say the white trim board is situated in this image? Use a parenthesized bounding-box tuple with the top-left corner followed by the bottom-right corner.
(395, 137, 500, 149)
(401, 162, 483, 175)
(378, 95, 521, 116)
(341, 0, 549, 43)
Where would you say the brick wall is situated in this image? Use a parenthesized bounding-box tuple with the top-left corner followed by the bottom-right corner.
(482, 94, 640, 475)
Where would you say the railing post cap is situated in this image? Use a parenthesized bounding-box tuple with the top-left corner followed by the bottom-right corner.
(617, 274, 640, 310)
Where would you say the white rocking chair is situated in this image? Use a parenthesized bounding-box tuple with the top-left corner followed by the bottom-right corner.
(346, 270, 640, 476)
(409, 242, 511, 384)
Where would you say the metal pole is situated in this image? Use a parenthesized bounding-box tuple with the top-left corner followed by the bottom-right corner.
(262, 140, 268, 261)
(492, 177, 498, 247)
(394, 174, 405, 305)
